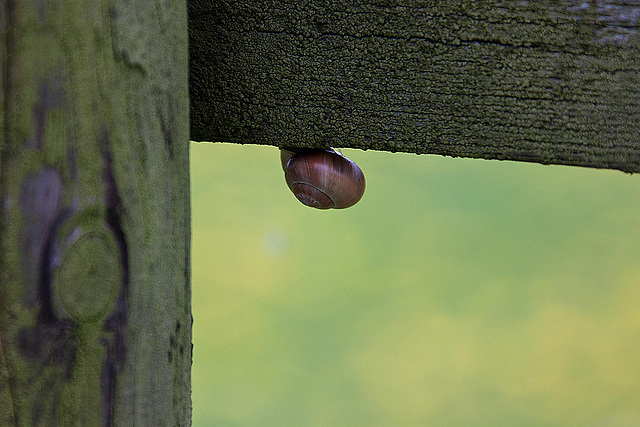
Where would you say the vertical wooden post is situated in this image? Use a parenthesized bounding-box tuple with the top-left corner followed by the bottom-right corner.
(1, 1, 191, 425)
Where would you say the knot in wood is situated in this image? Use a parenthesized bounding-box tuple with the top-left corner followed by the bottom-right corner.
(51, 215, 122, 323)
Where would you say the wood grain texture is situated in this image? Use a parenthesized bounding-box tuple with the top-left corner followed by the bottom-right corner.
(0, 1, 191, 425)
(189, 1, 640, 172)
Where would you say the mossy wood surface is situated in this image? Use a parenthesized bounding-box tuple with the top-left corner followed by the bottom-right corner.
(190, 1, 640, 173)
(1, 1, 191, 425)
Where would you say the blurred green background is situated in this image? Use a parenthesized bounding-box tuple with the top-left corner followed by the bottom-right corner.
(190, 142, 640, 426)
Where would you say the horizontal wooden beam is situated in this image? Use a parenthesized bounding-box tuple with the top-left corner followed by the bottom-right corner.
(189, 1, 640, 173)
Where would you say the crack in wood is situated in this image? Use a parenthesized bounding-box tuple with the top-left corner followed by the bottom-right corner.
(189, 1, 640, 172)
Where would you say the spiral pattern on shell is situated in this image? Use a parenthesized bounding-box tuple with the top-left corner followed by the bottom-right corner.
(281, 148, 366, 209)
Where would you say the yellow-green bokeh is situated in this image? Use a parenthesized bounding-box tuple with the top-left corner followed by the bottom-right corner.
(191, 142, 640, 426)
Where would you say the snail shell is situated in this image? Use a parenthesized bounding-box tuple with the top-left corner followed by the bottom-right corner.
(280, 147, 365, 209)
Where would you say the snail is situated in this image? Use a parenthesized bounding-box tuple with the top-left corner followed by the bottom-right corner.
(280, 147, 365, 209)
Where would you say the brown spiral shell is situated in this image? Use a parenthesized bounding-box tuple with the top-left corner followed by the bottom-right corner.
(280, 147, 366, 209)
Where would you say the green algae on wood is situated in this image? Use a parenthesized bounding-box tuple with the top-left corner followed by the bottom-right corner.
(189, 1, 640, 173)
(0, 1, 191, 425)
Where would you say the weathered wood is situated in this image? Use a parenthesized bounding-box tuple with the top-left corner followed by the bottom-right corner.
(189, 1, 640, 173)
(0, 1, 191, 425)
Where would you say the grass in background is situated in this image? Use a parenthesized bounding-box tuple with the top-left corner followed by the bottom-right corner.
(191, 142, 640, 426)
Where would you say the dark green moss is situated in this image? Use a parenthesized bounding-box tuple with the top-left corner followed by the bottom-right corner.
(190, 1, 640, 173)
